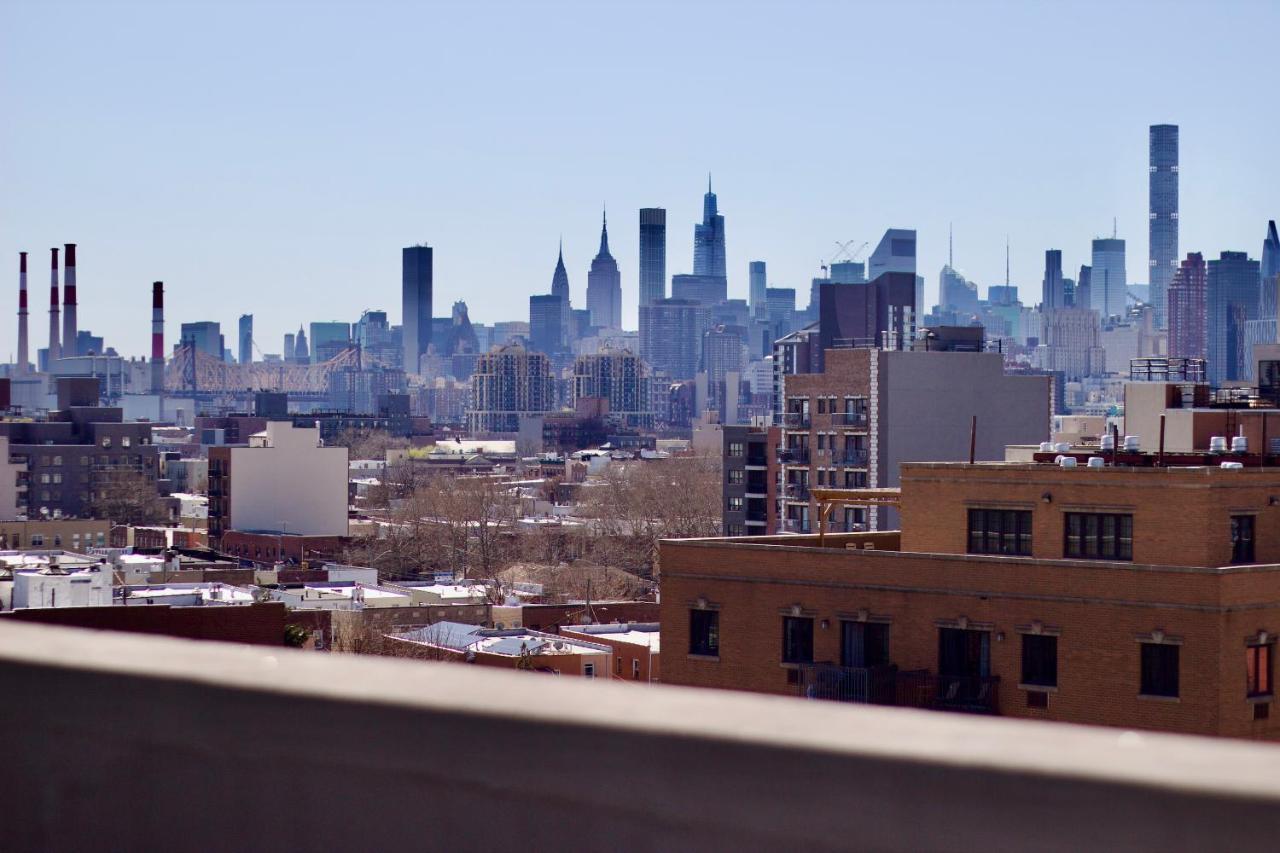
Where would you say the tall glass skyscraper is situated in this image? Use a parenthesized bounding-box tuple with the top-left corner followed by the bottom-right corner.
(749, 261, 767, 316)
(1090, 237, 1127, 321)
(1206, 251, 1261, 385)
(693, 177, 726, 279)
(1042, 249, 1065, 310)
(238, 314, 253, 365)
(639, 208, 666, 309)
(402, 244, 433, 374)
(1149, 125, 1179, 330)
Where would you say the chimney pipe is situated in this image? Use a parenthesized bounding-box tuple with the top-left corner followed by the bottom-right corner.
(62, 243, 77, 358)
(151, 281, 164, 394)
(17, 252, 29, 375)
(48, 248, 61, 364)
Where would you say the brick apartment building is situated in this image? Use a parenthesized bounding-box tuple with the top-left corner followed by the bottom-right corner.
(661, 454, 1280, 739)
(776, 346, 1049, 533)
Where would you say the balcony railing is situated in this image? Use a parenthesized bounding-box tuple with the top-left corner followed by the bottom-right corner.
(798, 665, 1000, 715)
(784, 483, 811, 501)
(838, 450, 869, 467)
(781, 518, 811, 533)
(830, 412, 869, 427)
(778, 412, 811, 429)
(776, 447, 810, 464)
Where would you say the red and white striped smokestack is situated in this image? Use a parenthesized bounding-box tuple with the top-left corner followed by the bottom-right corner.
(151, 281, 164, 394)
(48, 247, 61, 364)
(17, 252, 29, 375)
(62, 243, 77, 358)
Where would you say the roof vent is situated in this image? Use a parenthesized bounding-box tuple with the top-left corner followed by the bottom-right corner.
(1221, 461, 1245, 470)
(1059, 456, 1078, 469)
(1232, 436, 1249, 454)
(1087, 457, 1105, 469)
(1123, 435, 1140, 453)
(1100, 434, 1115, 451)
(1210, 436, 1228, 454)
(1054, 442, 1071, 453)
(1039, 442, 1054, 452)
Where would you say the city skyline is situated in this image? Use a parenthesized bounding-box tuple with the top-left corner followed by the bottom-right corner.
(2, 1, 1278, 355)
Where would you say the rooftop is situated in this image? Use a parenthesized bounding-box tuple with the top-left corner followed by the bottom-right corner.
(391, 622, 609, 657)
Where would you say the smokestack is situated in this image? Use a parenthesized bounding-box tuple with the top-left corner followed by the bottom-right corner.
(62, 243, 77, 358)
(151, 281, 164, 394)
(17, 252, 29, 375)
(48, 248, 61, 364)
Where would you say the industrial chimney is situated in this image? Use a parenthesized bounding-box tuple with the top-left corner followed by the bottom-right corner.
(17, 252, 29, 375)
(48, 248, 61, 364)
(151, 281, 164, 394)
(62, 243, 78, 358)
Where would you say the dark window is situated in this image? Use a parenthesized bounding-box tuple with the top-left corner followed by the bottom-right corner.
(1021, 634, 1058, 687)
(1065, 513, 1133, 560)
(782, 616, 814, 664)
(1232, 515, 1256, 564)
(1247, 643, 1273, 697)
(841, 621, 889, 668)
(967, 509, 1032, 555)
(1140, 643, 1179, 697)
(689, 609, 719, 657)
(938, 628, 991, 678)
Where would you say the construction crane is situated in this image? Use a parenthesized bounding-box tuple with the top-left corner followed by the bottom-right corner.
(820, 240, 870, 277)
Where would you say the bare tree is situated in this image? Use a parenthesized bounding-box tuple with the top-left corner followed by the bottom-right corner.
(87, 468, 167, 526)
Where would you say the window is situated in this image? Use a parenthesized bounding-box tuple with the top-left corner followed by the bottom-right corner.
(727, 442, 744, 457)
(632, 659, 641, 680)
(1065, 513, 1133, 561)
(727, 469, 744, 485)
(841, 621, 889, 668)
(614, 656, 621, 675)
(101, 437, 111, 448)
(817, 399, 827, 414)
(782, 616, 814, 664)
(690, 609, 719, 656)
(122, 436, 131, 448)
(967, 509, 1032, 555)
(1021, 634, 1058, 688)
(1232, 515, 1256, 564)
(583, 663, 595, 678)
(1140, 642, 1179, 698)
(1247, 643, 1273, 698)
(52, 455, 62, 466)
(727, 497, 744, 511)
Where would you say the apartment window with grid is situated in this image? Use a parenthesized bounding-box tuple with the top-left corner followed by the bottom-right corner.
(1231, 515, 1256, 564)
(1247, 643, 1273, 698)
(781, 616, 814, 664)
(727, 497, 744, 512)
(727, 442, 744, 457)
(967, 509, 1032, 556)
(1021, 634, 1058, 688)
(1065, 513, 1133, 561)
(1140, 642, 1179, 698)
(727, 469, 743, 485)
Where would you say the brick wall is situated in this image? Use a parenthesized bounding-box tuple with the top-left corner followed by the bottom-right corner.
(1, 602, 286, 646)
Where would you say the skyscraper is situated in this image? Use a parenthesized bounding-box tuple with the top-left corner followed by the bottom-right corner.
(1076, 265, 1092, 311)
(586, 211, 622, 329)
(1149, 125, 1179, 329)
(573, 349, 654, 428)
(867, 228, 916, 280)
(749, 261, 767, 317)
(1206, 251, 1262, 384)
(693, 176, 726, 279)
(402, 244, 433, 374)
(1168, 252, 1207, 361)
(640, 298, 705, 380)
(1090, 237, 1127, 321)
(466, 343, 556, 433)
(293, 325, 309, 363)
(1261, 221, 1280, 322)
(639, 208, 666, 309)
(238, 314, 253, 365)
(1042, 249, 1066, 310)
(530, 242, 572, 354)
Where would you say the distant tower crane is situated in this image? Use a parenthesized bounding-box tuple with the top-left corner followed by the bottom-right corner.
(820, 240, 870, 277)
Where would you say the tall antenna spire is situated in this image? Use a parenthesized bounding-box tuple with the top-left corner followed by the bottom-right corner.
(708, 172, 712, 193)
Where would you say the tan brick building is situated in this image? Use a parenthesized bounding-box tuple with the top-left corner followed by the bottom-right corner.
(661, 456, 1280, 739)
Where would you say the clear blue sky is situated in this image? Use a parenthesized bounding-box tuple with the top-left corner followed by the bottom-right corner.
(3, 0, 1277, 358)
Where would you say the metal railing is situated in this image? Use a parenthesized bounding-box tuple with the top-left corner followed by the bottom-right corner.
(784, 484, 811, 501)
(778, 412, 811, 429)
(798, 665, 999, 715)
(838, 450, 869, 467)
(777, 447, 810, 464)
(781, 518, 811, 533)
(830, 412, 869, 427)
